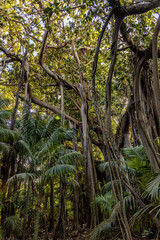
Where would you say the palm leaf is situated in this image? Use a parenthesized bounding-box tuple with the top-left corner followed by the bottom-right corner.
(39, 127, 76, 156)
(89, 215, 115, 240)
(0, 110, 12, 121)
(14, 139, 32, 156)
(3, 216, 22, 236)
(143, 174, 160, 200)
(7, 173, 36, 185)
(21, 107, 36, 144)
(0, 96, 10, 109)
(66, 177, 80, 191)
(0, 142, 11, 155)
(0, 127, 19, 143)
(41, 116, 60, 138)
(130, 203, 154, 228)
(92, 192, 114, 214)
(45, 164, 76, 178)
(56, 151, 84, 165)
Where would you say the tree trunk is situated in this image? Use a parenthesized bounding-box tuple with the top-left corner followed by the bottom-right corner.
(53, 181, 66, 240)
(22, 179, 31, 240)
(49, 178, 54, 232)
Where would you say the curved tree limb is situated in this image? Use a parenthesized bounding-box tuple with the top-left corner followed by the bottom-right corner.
(0, 46, 22, 63)
(71, 39, 83, 84)
(28, 33, 71, 49)
(105, 17, 122, 135)
(10, 43, 29, 130)
(134, 56, 160, 172)
(152, 14, 160, 133)
(92, 9, 114, 92)
(39, 30, 80, 96)
(123, 0, 160, 16)
(91, 10, 114, 140)
(27, 85, 81, 126)
(120, 20, 142, 55)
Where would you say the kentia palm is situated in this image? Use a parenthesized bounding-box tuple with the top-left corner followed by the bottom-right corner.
(20, 107, 83, 240)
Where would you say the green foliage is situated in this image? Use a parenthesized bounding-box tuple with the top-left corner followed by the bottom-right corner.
(89, 219, 115, 240)
(45, 164, 76, 179)
(3, 216, 22, 238)
(0, 126, 19, 143)
(123, 146, 153, 191)
(144, 173, 160, 200)
(7, 172, 36, 185)
(56, 151, 84, 165)
(0, 110, 12, 124)
(0, 142, 10, 155)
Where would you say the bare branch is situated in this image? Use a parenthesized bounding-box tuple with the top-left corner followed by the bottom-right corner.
(92, 9, 114, 89)
(120, 21, 142, 55)
(124, 0, 160, 16)
(28, 33, 70, 49)
(0, 46, 22, 63)
(10, 43, 29, 129)
(105, 18, 122, 134)
(39, 30, 80, 95)
(71, 39, 84, 83)
(28, 85, 81, 126)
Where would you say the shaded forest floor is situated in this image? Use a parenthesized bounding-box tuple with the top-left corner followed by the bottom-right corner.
(30, 226, 159, 240)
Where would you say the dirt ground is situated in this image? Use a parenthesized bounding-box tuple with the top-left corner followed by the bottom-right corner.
(36, 226, 159, 240)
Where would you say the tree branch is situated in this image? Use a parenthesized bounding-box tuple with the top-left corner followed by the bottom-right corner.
(105, 17, 122, 134)
(0, 46, 22, 63)
(28, 85, 81, 126)
(124, 0, 160, 16)
(120, 21, 142, 55)
(28, 33, 70, 49)
(152, 14, 160, 132)
(39, 30, 80, 95)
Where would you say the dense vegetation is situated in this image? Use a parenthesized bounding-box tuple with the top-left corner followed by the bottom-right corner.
(0, 0, 160, 239)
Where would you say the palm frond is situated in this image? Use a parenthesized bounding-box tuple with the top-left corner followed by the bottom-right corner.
(0, 142, 11, 155)
(98, 162, 109, 173)
(49, 127, 76, 144)
(130, 203, 154, 228)
(143, 174, 160, 200)
(14, 139, 32, 156)
(89, 217, 115, 240)
(7, 173, 36, 185)
(45, 164, 76, 178)
(67, 178, 80, 190)
(39, 127, 76, 156)
(0, 127, 19, 143)
(56, 151, 83, 166)
(122, 146, 148, 171)
(98, 161, 119, 174)
(123, 146, 144, 160)
(92, 192, 114, 214)
(21, 107, 36, 144)
(42, 116, 60, 138)
(3, 216, 22, 236)
(0, 110, 12, 120)
(0, 96, 10, 109)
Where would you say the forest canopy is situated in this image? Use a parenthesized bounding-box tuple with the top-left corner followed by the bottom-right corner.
(0, 0, 160, 239)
